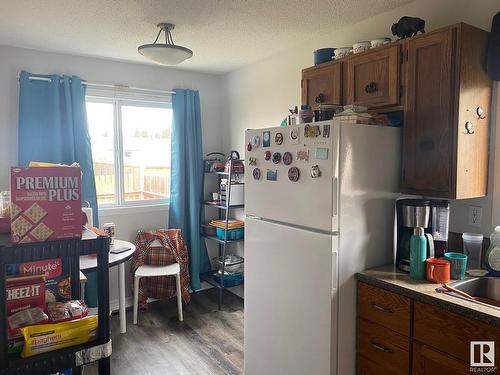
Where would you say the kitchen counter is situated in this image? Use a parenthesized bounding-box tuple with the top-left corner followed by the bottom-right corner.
(356, 265, 500, 327)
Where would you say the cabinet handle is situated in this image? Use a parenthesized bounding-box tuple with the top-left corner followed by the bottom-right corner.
(365, 82, 378, 93)
(370, 340, 392, 353)
(476, 106, 486, 120)
(370, 302, 393, 314)
(465, 121, 475, 135)
(315, 93, 325, 104)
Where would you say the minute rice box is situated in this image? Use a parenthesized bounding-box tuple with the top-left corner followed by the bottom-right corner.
(10, 166, 82, 243)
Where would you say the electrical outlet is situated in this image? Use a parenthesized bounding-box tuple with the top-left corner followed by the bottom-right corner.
(468, 206, 483, 227)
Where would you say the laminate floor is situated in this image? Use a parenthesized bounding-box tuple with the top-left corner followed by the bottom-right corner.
(84, 289, 244, 375)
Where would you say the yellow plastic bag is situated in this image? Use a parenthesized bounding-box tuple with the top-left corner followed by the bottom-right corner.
(21, 316, 98, 358)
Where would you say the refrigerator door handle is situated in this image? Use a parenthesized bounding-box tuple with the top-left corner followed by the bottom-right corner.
(332, 176, 338, 217)
(246, 214, 262, 220)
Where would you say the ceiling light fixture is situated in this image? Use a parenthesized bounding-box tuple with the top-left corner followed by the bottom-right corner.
(138, 23, 193, 65)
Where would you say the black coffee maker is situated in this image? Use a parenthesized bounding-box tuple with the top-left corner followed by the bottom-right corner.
(395, 199, 450, 272)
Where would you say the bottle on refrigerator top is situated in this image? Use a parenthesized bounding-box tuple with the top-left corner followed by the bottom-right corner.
(485, 226, 500, 276)
(410, 227, 427, 280)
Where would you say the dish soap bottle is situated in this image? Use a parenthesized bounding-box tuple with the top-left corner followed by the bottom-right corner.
(410, 227, 427, 280)
(485, 226, 500, 276)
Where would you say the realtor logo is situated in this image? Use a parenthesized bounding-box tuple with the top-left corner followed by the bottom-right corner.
(470, 341, 495, 367)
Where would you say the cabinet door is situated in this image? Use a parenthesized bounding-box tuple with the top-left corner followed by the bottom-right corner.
(413, 301, 500, 365)
(346, 44, 400, 108)
(413, 342, 470, 375)
(401, 28, 456, 196)
(357, 354, 401, 375)
(357, 282, 411, 336)
(357, 318, 410, 375)
(301, 62, 342, 109)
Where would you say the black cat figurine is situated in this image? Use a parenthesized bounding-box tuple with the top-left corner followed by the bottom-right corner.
(392, 16, 426, 38)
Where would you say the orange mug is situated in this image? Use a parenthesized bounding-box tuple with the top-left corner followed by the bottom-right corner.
(426, 258, 451, 284)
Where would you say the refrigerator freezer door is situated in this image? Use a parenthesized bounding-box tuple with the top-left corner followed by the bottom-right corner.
(245, 121, 339, 233)
(336, 123, 401, 375)
(245, 217, 337, 375)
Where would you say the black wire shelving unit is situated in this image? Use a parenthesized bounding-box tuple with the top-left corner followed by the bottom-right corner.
(201, 159, 245, 309)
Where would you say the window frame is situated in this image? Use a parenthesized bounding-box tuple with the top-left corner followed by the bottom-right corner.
(85, 94, 172, 209)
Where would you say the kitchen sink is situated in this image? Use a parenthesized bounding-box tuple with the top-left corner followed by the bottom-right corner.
(448, 277, 500, 309)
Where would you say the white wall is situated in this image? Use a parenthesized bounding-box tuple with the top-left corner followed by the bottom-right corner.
(224, 0, 500, 236)
(0, 45, 226, 306)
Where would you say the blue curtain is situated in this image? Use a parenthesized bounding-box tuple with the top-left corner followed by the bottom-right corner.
(169, 89, 209, 291)
(18, 71, 99, 226)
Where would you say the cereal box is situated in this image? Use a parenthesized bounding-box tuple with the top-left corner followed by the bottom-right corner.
(10, 166, 82, 243)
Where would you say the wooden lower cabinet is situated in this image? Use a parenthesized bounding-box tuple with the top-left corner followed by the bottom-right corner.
(412, 342, 470, 375)
(357, 317, 410, 375)
(414, 301, 500, 365)
(357, 282, 499, 375)
(357, 282, 411, 336)
(357, 354, 402, 375)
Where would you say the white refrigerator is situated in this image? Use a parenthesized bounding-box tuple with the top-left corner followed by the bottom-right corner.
(244, 119, 401, 375)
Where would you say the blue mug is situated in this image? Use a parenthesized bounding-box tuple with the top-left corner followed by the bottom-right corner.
(444, 252, 468, 280)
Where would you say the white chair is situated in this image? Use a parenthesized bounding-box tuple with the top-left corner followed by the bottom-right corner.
(133, 263, 183, 324)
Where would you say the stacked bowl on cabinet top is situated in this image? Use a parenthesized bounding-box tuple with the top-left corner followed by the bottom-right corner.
(313, 37, 392, 65)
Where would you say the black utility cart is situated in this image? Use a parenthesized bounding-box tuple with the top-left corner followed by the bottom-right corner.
(0, 235, 111, 375)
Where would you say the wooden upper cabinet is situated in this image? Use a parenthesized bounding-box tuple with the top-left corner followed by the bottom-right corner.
(301, 62, 342, 109)
(346, 44, 401, 109)
(300, 23, 491, 199)
(402, 28, 456, 196)
(402, 24, 492, 199)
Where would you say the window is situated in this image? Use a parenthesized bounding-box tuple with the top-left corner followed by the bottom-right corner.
(86, 91, 172, 206)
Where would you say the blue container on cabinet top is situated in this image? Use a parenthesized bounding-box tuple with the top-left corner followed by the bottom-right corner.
(314, 48, 336, 65)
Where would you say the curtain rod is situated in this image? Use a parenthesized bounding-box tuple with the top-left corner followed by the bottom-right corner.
(16, 72, 176, 95)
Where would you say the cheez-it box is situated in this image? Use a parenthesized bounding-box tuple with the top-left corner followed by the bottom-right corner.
(10, 166, 82, 243)
(6, 274, 46, 316)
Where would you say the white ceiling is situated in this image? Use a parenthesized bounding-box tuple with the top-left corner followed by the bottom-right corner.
(0, 0, 412, 73)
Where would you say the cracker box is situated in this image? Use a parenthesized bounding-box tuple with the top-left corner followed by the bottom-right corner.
(6, 274, 46, 354)
(6, 274, 46, 316)
(10, 166, 82, 243)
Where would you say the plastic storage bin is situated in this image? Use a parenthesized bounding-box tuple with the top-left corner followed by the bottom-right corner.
(213, 254, 244, 274)
(216, 227, 244, 241)
(213, 272, 244, 287)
